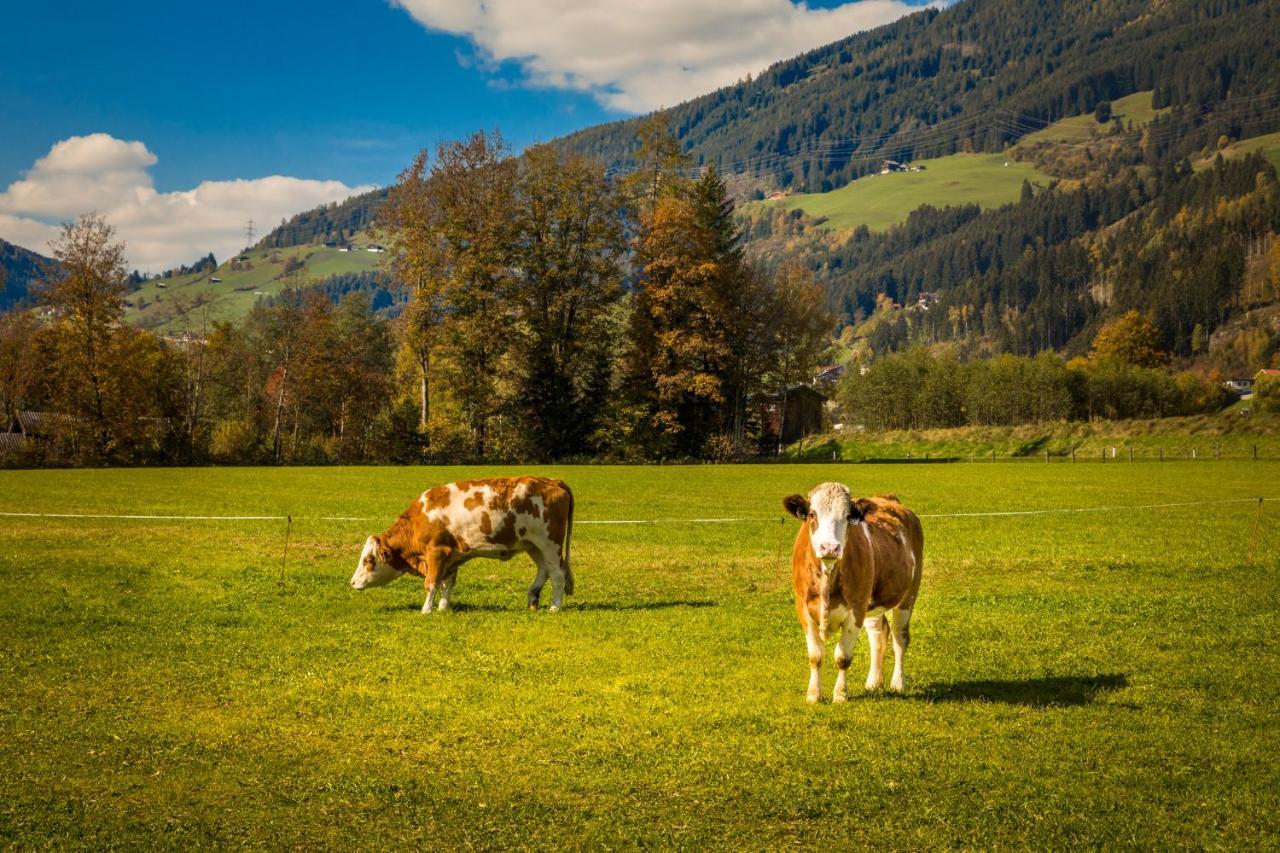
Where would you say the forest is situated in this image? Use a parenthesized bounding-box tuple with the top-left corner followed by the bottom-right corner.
(0, 130, 831, 466)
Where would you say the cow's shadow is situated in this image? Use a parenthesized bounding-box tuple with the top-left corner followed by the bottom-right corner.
(378, 599, 717, 614)
(915, 673, 1128, 707)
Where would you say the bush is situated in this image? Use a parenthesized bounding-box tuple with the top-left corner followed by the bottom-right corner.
(209, 419, 262, 464)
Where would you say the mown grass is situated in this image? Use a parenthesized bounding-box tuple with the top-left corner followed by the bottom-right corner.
(1, 463, 1277, 848)
(776, 151, 1053, 232)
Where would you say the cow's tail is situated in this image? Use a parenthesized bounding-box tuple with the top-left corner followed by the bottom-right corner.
(562, 484, 575, 596)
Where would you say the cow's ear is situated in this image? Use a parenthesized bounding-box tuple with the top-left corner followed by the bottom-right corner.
(783, 494, 809, 521)
(372, 535, 393, 563)
(851, 498, 876, 522)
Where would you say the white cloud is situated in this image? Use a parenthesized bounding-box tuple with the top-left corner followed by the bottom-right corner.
(391, 0, 938, 112)
(0, 134, 375, 272)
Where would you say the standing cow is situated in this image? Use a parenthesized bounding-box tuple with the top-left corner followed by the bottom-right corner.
(350, 476, 575, 612)
(783, 483, 923, 703)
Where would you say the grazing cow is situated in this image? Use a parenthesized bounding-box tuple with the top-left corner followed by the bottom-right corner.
(350, 476, 575, 612)
(783, 483, 923, 702)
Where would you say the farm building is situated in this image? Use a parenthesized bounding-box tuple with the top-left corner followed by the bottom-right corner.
(756, 385, 828, 446)
(1224, 378, 1254, 395)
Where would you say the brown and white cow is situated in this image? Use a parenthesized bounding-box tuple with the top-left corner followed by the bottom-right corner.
(783, 483, 923, 702)
(350, 476, 575, 612)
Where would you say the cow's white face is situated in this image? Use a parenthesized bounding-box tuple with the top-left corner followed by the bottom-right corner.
(350, 535, 402, 589)
(784, 482, 860, 571)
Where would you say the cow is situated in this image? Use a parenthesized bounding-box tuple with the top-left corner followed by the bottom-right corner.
(349, 476, 575, 613)
(782, 483, 924, 703)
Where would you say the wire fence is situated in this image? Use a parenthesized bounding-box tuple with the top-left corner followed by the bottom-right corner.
(0, 496, 1271, 525)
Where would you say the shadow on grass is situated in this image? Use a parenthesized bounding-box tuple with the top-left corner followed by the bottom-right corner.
(572, 600, 717, 612)
(378, 599, 717, 614)
(917, 673, 1128, 707)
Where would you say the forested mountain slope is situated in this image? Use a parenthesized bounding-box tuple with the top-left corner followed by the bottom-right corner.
(0, 238, 57, 310)
(562, 0, 1279, 192)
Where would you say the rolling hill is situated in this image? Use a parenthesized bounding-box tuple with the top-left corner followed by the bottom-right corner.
(125, 240, 385, 333)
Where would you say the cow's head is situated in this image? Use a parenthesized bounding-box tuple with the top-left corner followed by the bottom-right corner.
(349, 535, 403, 589)
(783, 482, 871, 570)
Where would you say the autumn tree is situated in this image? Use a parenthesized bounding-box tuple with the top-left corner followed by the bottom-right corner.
(382, 149, 440, 436)
(765, 260, 834, 449)
(621, 112, 692, 217)
(511, 144, 625, 459)
(1090, 310, 1170, 367)
(38, 215, 163, 460)
(396, 131, 519, 457)
(0, 307, 42, 428)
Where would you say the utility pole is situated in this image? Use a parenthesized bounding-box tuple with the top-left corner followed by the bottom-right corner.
(244, 219, 256, 249)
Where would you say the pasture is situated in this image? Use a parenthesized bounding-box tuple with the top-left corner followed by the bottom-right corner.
(775, 151, 1052, 232)
(1, 462, 1277, 848)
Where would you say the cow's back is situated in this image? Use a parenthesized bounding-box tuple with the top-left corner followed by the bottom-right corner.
(851, 496, 923, 613)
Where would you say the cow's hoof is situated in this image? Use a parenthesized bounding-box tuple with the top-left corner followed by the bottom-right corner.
(528, 604, 539, 611)
(889, 679, 905, 693)
(832, 690, 848, 703)
(548, 605, 560, 613)
(806, 692, 821, 704)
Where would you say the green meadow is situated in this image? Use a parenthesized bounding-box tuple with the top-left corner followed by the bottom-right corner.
(777, 151, 1053, 232)
(1, 463, 1277, 848)
(126, 242, 382, 333)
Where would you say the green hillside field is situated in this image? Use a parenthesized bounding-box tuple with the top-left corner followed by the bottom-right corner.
(1014, 90, 1167, 146)
(126, 242, 383, 333)
(772, 151, 1054, 232)
(1, 463, 1276, 847)
(1195, 130, 1280, 174)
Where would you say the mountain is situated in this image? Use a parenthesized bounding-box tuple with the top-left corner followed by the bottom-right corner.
(192, 0, 1280, 365)
(562, 0, 1280, 192)
(0, 238, 58, 310)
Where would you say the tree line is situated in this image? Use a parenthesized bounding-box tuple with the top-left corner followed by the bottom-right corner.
(0, 128, 832, 466)
(840, 312, 1235, 431)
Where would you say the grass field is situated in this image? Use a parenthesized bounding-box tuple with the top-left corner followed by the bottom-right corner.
(788, 413, 1280, 462)
(2, 463, 1278, 847)
(775, 152, 1053, 232)
(125, 240, 383, 334)
(1194, 130, 1280, 175)
(1014, 90, 1167, 148)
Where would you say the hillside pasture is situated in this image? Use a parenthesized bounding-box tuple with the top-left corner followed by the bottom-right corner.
(774, 152, 1052, 232)
(1014, 90, 1168, 147)
(1, 463, 1277, 848)
(126, 242, 382, 333)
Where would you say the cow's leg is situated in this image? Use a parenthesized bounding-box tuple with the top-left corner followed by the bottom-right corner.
(527, 552, 550, 610)
(544, 548, 568, 612)
(805, 617, 824, 703)
(832, 619, 858, 703)
(435, 571, 456, 612)
(421, 553, 443, 615)
(888, 607, 912, 692)
(864, 614, 888, 690)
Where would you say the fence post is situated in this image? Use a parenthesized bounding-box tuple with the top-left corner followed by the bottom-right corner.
(1071, 448, 1076, 463)
(991, 450, 996, 463)
(1045, 450, 1050, 463)
(1101, 447, 1105, 463)
(1128, 446, 1133, 462)
(1254, 444, 1259, 461)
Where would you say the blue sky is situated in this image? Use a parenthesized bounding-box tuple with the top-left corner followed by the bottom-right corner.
(0, 0, 937, 268)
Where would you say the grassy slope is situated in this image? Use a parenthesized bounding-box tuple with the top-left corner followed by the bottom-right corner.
(788, 412, 1280, 462)
(774, 152, 1053, 232)
(766, 92, 1165, 234)
(1194, 130, 1280, 174)
(126, 241, 383, 333)
(1, 464, 1277, 847)
(1015, 90, 1167, 146)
